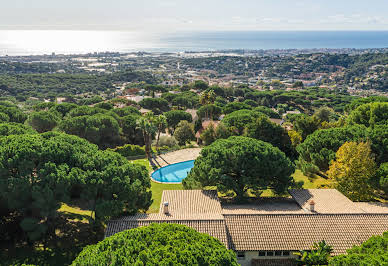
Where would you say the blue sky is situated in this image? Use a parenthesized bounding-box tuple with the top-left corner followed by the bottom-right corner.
(1, 0, 388, 31)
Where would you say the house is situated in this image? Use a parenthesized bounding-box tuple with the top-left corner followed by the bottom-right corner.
(105, 189, 388, 266)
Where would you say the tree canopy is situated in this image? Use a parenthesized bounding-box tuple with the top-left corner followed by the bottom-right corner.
(164, 110, 193, 132)
(0, 132, 152, 243)
(71, 223, 238, 266)
(183, 136, 295, 199)
(297, 125, 367, 176)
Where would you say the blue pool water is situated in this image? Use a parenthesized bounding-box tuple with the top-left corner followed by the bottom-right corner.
(151, 160, 195, 183)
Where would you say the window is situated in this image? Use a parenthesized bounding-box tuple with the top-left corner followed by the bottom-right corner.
(237, 251, 245, 260)
(275, 251, 282, 256)
(282, 251, 290, 256)
(259, 251, 266, 257)
(267, 251, 274, 256)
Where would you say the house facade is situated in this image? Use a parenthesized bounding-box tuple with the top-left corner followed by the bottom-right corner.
(105, 189, 388, 266)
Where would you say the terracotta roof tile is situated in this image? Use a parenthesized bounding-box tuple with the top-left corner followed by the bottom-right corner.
(289, 189, 363, 213)
(353, 202, 388, 213)
(225, 214, 388, 255)
(222, 198, 306, 214)
(160, 190, 222, 215)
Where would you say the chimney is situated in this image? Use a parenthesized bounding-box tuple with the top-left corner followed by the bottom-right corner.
(309, 200, 315, 212)
(163, 202, 169, 214)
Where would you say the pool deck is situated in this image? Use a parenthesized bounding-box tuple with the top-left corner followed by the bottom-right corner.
(151, 148, 201, 168)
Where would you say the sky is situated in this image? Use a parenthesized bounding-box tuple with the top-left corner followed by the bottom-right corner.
(1, 0, 388, 32)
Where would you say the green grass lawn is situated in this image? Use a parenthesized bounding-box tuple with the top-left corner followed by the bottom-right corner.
(131, 158, 332, 213)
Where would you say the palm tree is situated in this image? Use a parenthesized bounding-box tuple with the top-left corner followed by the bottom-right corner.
(199, 89, 216, 120)
(137, 112, 157, 159)
(155, 114, 167, 149)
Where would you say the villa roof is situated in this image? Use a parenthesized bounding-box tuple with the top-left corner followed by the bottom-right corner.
(160, 190, 222, 215)
(289, 189, 364, 213)
(105, 189, 388, 254)
(224, 214, 388, 255)
(222, 198, 306, 215)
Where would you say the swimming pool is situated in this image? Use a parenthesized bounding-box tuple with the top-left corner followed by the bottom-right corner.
(151, 160, 195, 183)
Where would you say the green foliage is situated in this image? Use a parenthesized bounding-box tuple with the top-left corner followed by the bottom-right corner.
(375, 163, 388, 196)
(192, 80, 209, 91)
(253, 106, 281, 118)
(222, 109, 265, 135)
(345, 96, 388, 113)
(0, 112, 9, 122)
(109, 144, 146, 158)
(165, 110, 193, 132)
(120, 114, 143, 145)
(139, 97, 170, 114)
(200, 123, 217, 146)
(0, 122, 36, 136)
(0, 105, 28, 123)
(296, 126, 367, 175)
(295, 241, 333, 266)
(0, 132, 152, 243)
(367, 124, 388, 164)
(183, 136, 295, 199)
(50, 102, 78, 117)
(112, 106, 141, 117)
(94, 101, 113, 110)
(72, 223, 238, 266)
(348, 102, 388, 128)
(27, 110, 61, 133)
(293, 114, 320, 140)
(173, 120, 195, 146)
(58, 113, 121, 149)
(197, 104, 222, 120)
(329, 231, 388, 266)
(222, 102, 252, 114)
(246, 115, 294, 158)
(327, 142, 376, 201)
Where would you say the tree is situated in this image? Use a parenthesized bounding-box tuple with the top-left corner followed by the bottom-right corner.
(292, 81, 304, 88)
(174, 120, 195, 146)
(58, 114, 121, 149)
(0, 105, 27, 123)
(0, 132, 151, 243)
(0, 122, 36, 136)
(329, 231, 388, 266)
(295, 241, 332, 266)
(246, 115, 294, 158)
(164, 110, 193, 133)
(0, 112, 9, 122)
(375, 163, 388, 197)
(193, 80, 209, 91)
(71, 223, 238, 266)
(348, 102, 388, 128)
(137, 112, 157, 159)
(120, 114, 143, 145)
(50, 102, 77, 117)
(293, 114, 320, 140)
(183, 136, 295, 200)
(327, 142, 376, 201)
(297, 126, 367, 176)
(197, 104, 222, 120)
(139, 97, 170, 114)
(367, 124, 388, 165)
(200, 123, 217, 146)
(222, 102, 251, 114)
(112, 106, 141, 117)
(221, 109, 263, 135)
(27, 111, 60, 133)
(155, 114, 167, 149)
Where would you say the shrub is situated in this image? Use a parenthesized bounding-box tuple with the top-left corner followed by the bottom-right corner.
(110, 144, 146, 158)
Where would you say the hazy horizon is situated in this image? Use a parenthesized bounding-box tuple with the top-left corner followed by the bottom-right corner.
(1, 0, 388, 32)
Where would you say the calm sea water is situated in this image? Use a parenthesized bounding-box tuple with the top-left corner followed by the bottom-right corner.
(0, 30, 387, 56)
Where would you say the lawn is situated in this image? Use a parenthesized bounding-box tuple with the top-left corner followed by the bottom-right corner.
(131, 158, 332, 213)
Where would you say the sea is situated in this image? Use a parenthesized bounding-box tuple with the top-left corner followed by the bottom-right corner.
(0, 30, 387, 56)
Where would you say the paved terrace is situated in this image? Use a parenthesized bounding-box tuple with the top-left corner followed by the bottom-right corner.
(151, 148, 201, 168)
